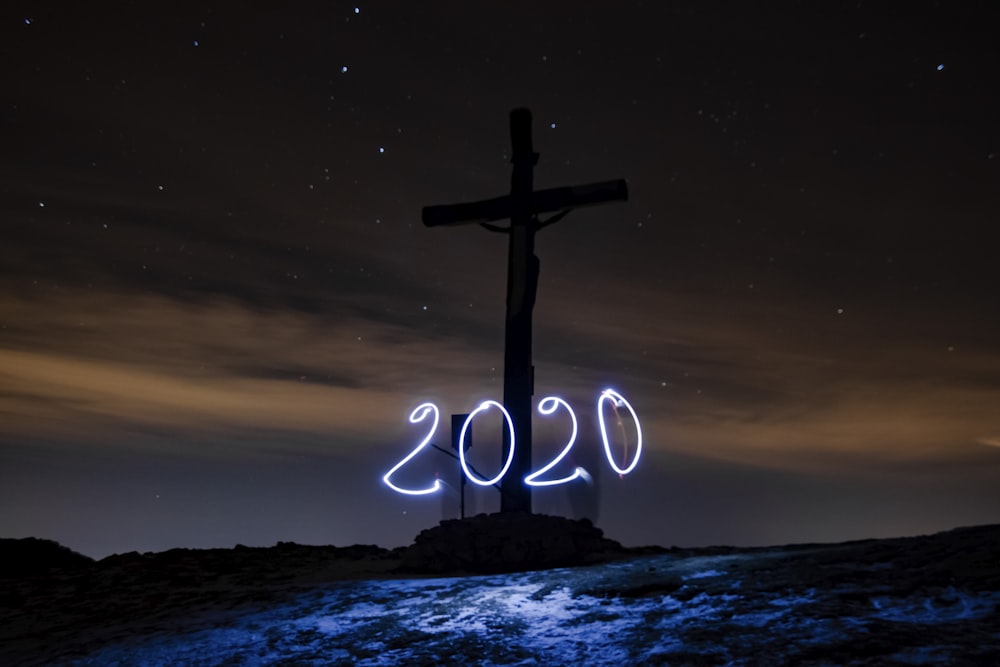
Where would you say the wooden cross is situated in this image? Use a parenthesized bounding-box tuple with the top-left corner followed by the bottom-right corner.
(422, 108, 628, 514)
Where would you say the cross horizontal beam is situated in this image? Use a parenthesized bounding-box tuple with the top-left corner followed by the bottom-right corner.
(422, 179, 628, 228)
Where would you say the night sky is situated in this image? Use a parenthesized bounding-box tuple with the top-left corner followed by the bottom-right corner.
(3, 2, 999, 559)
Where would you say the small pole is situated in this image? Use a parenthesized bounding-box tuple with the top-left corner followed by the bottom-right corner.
(451, 413, 470, 519)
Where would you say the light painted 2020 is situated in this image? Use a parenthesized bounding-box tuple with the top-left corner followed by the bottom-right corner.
(383, 389, 642, 495)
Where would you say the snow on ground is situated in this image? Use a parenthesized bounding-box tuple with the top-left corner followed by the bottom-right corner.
(4, 525, 1000, 666)
(60, 552, 1000, 665)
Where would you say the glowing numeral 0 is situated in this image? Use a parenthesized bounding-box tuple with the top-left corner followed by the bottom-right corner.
(598, 389, 643, 475)
(524, 397, 582, 487)
(382, 402, 442, 495)
(459, 400, 516, 486)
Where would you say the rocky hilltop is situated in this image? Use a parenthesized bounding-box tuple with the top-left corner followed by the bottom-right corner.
(3, 521, 999, 665)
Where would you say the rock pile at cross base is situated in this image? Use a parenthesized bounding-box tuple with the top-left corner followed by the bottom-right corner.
(401, 512, 627, 574)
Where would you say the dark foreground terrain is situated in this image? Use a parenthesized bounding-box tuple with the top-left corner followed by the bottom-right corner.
(2, 520, 999, 666)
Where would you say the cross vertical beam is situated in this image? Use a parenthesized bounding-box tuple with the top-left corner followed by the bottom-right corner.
(502, 109, 539, 513)
(421, 108, 627, 516)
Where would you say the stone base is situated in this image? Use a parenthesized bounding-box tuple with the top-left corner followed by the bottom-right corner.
(400, 512, 625, 574)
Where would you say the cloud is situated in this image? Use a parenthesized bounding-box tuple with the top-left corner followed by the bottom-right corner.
(2, 267, 998, 473)
(0, 289, 500, 452)
(529, 276, 1000, 469)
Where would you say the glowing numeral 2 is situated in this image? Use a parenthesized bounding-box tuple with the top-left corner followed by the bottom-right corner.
(524, 397, 582, 487)
(382, 389, 641, 494)
(381, 402, 442, 495)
